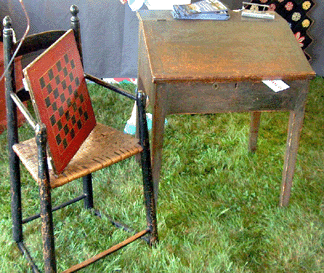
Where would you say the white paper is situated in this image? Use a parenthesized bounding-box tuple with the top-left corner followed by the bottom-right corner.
(145, 0, 191, 10)
(128, 0, 145, 11)
(262, 80, 290, 92)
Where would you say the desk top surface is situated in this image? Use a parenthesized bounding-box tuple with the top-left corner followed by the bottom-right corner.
(137, 10, 315, 83)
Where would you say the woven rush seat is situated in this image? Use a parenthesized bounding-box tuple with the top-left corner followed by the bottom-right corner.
(13, 123, 143, 189)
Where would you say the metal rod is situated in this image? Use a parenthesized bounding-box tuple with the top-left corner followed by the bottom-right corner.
(22, 194, 87, 224)
(84, 73, 136, 100)
(242, 2, 270, 8)
(94, 209, 150, 244)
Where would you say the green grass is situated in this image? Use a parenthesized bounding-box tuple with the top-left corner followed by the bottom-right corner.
(0, 78, 323, 272)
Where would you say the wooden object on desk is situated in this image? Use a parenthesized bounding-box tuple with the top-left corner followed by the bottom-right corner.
(137, 10, 315, 207)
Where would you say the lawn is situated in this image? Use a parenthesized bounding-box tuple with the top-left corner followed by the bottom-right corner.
(0, 77, 323, 272)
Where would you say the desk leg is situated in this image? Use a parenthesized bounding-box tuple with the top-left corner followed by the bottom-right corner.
(150, 84, 168, 203)
(248, 111, 261, 153)
(151, 112, 166, 203)
(280, 82, 308, 207)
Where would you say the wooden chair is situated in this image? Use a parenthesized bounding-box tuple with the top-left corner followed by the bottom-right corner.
(3, 5, 157, 272)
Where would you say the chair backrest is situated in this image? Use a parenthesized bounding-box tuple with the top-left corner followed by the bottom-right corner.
(3, 22, 68, 145)
(0, 41, 24, 134)
(23, 29, 96, 174)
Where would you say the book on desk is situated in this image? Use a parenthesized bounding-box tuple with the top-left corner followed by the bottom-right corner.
(172, 0, 230, 20)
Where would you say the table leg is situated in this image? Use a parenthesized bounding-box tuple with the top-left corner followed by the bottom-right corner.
(248, 111, 261, 153)
(151, 111, 166, 203)
(280, 82, 308, 207)
(150, 84, 169, 203)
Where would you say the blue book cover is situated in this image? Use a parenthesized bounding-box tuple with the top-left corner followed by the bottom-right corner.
(173, 0, 230, 20)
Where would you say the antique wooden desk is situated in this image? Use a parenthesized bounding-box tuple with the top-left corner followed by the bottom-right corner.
(136, 10, 315, 206)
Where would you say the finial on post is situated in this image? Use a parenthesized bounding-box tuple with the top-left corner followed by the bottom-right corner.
(3, 16, 13, 36)
(70, 5, 79, 22)
(3, 15, 12, 28)
(69, 5, 83, 64)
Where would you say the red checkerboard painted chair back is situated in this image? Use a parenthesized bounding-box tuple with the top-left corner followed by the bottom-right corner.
(23, 29, 96, 173)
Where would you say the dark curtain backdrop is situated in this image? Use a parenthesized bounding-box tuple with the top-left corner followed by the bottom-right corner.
(1, 0, 323, 77)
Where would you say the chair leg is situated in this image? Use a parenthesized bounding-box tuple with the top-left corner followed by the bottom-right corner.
(8, 130, 23, 246)
(39, 182, 56, 273)
(83, 174, 94, 209)
(36, 125, 57, 272)
(3, 15, 23, 244)
(9, 146, 23, 243)
(7, 109, 23, 244)
(141, 151, 158, 245)
(137, 91, 158, 245)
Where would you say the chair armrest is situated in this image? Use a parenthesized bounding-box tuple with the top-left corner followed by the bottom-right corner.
(84, 73, 136, 100)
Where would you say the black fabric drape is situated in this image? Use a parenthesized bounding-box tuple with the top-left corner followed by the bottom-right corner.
(0, 0, 323, 77)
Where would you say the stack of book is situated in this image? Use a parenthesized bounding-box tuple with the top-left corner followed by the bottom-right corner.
(172, 0, 229, 20)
